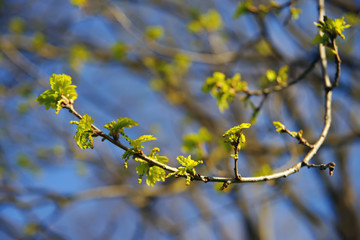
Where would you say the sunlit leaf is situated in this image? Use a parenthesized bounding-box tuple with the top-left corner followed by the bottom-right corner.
(104, 117, 139, 140)
(130, 135, 157, 151)
(167, 155, 203, 185)
(273, 121, 285, 133)
(36, 74, 77, 114)
(70, 114, 95, 149)
(203, 72, 247, 113)
(135, 148, 168, 187)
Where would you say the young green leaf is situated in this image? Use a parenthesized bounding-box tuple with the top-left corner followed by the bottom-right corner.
(104, 117, 139, 140)
(313, 16, 351, 46)
(122, 149, 136, 168)
(129, 135, 157, 151)
(266, 70, 277, 82)
(167, 155, 203, 185)
(135, 148, 168, 187)
(182, 127, 213, 158)
(36, 74, 77, 114)
(203, 72, 247, 112)
(222, 123, 251, 146)
(273, 121, 285, 133)
(70, 114, 95, 149)
(260, 66, 288, 88)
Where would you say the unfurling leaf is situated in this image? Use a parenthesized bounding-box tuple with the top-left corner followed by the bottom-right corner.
(70, 114, 95, 149)
(203, 72, 247, 112)
(167, 155, 203, 185)
(104, 117, 139, 140)
(260, 66, 288, 88)
(135, 148, 168, 187)
(36, 74, 77, 114)
(130, 135, 157, 151)
(182, 127, 213, 158)
(273, 121, 285, 133)
(313, 16, 351, 46)
(222, 123, 251, 146)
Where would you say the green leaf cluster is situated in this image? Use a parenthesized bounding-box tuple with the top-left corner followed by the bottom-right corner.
(188, 9, 223, 33)
(105, 117, 156, 167)
(135, 148, 168, 187)
(182, 127, 213, 158)
(104, 117, 139, 141)
(202, 72, 247, 112)
(145, 54, 191, 101)
(70, 114, 95, 149)
(234, 0, 280, 18)
(313, 16, 351, 46)
(260, 65, 288, 88)
(69, 44, 91, 71)
(273, 121, 303, 140)
(167, 155, 203, 185)
(36, 74, 77, 114)
(222, 123, 251, 147)
(145, 26, 164, 41)
(129, 135, 157, 151)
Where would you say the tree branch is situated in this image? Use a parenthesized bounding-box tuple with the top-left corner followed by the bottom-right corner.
(62, 101, 334, 184)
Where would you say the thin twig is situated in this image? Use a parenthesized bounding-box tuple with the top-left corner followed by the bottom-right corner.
(243, 56, 319, 96)
(331, 39, 341, 88)
(233, 137, 242, 180)
(281, 128, 314, 148)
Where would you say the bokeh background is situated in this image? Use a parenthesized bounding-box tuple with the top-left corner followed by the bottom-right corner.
(1, 0, 360, 239)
